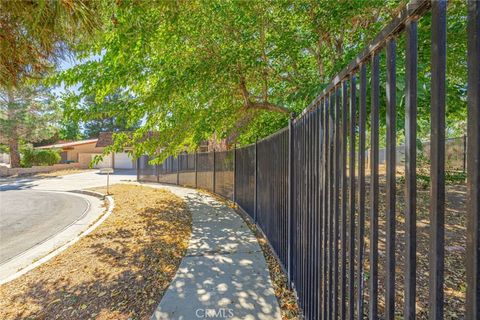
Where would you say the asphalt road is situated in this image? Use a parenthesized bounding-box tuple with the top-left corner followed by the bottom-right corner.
(0, 190, 89, 264)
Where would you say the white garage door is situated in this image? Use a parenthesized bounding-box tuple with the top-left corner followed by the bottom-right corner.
(93, 154, 113, 169)
(114, 152, 133, 169)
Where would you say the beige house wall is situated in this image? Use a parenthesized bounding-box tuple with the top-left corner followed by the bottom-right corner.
(40, 141, 137, 169)
(65, 143, 105, 162)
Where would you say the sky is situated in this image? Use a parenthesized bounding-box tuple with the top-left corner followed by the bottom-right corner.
(52, 53, 103, 98)
(51, 57, 80, 97)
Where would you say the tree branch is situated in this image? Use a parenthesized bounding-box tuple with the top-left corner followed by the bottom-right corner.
(249, 101, 290, 114)
(238, 74, 289, 114)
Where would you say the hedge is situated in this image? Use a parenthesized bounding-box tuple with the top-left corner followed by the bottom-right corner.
(21, 149, 61, 168)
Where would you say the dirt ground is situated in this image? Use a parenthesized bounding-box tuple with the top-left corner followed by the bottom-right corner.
(0, 184, 191, 320)
(356, 168, 467, 319)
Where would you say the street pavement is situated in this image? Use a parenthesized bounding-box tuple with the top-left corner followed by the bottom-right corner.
(0, 169, 134, 282)
(0, 190, 88, 264)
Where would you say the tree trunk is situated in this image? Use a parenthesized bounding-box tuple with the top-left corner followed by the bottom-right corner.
(6, 88, 21, 168)
(9, 138, 20, 168)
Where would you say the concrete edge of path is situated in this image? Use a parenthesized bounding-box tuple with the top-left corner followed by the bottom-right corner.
(0, 191, 115, 285)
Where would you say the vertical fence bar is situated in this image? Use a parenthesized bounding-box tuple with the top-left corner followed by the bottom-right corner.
(306, 113, 310, 315)
(312, 109, 317, 319)
(177, 156, 180, 185)
(314, 109, 318, 319)
(233, 146, 236, 202)
(385, 38, 397, 320)
(292, 120, 296, 290)
(136, 157, 140, 181)
(195, 151, 198, 188)
(341, 80, 348, 320)
(334, 85, 341, 320)
(466, 0, 480, 318)
(309, 110, 314, 319)
(288, 116, 295, 287)
(369, 52, 380, 320)
(213, 149, 216, 193)
(304, 113, 309, 317)
(429, 1, 446, 318)
(319, 98, 325, 320)
(298, 117, 305, 308)
(304, 115, 308, 313)
(357, 63, 367, 320)
(254, 142, 258, 222)
(463, 134, 467, 173)
(323, 93, 330, 319)
(348, 74, 356, 320)
(405, 19, 418, 320)
(328, 91, 334, 320)
(305, 112, 311, 319)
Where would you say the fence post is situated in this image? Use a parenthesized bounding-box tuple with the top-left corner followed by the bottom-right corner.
(195, 151, 198, 188)
(136, 157, 140, 181)
(254, 139, 258, 222)
(287, 113, 295, 287)
(176, 156, 179, 185)
(233, 145, 236, 202)
(466, 0, 480, 317)
(463, 134, 467, 173)
(213, 149, 216, 193)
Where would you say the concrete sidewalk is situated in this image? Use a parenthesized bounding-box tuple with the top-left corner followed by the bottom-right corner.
(148, 184, 281, 320)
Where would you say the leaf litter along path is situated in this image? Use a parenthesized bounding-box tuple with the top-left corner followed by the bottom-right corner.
(0, 184, 192, 320)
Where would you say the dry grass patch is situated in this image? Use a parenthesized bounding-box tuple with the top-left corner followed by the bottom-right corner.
(0, 184, 191, 320)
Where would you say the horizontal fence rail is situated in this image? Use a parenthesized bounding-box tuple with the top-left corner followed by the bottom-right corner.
(137, 0, 479, 318)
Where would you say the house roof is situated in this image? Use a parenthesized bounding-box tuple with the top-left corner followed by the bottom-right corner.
(96, 132, 113, 148)
(37, 138, 99, 149)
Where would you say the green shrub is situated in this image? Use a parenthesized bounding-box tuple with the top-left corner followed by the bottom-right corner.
(21, 148, 61, 167)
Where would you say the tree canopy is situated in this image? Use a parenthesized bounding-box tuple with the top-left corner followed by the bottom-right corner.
(56, 0, 467, 160)
(0, 0, 100, 88)
(59, 0, 405, 159)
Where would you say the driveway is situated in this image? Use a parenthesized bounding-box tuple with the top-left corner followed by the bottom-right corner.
(0, 190, 89, 264)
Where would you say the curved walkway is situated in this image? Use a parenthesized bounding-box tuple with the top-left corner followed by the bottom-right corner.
(146, 184, 281, 320)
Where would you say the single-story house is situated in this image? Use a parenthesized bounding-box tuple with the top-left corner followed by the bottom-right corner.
(37, 132, 136, 169)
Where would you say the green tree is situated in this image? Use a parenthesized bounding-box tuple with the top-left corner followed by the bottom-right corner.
(58, 118, 83, 141)
(59, 0, 401, 159)
(59, 0, 468, 160)
(0, 84, 60, 167)
(63, 92, 141, 138)
(0, 0, 102, 166)
(83, 117, 140, 138)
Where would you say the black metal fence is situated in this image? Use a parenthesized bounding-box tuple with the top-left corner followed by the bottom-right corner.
(138, 0, 480, 318)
